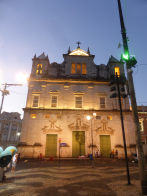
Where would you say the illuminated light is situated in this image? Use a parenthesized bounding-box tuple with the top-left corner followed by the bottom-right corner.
(17, 132, 21, 136)
(31, 114, 37, 119)
(93, 113, 96, 117)
(86, 115, 91, 120)
(69, 48, 89, 56)
(121, 53, 129, 61)
(16, 72, 28, 84)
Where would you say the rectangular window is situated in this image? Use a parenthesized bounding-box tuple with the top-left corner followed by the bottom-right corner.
(114, 67, 120, 77)
(51, 96, 57, 107)
(32, 95, 39, 107)
(31, 114, 37, 119)
(139, 119, 144, 132)
(100, 97, 105, 109)
(71, 63, 76, 74)
(75, 96, 82, 108)
(82, 63, 87, 74)
(77, 64, 81, 74)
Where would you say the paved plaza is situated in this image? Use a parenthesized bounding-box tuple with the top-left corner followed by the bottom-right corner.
(0, 158, 142, 196)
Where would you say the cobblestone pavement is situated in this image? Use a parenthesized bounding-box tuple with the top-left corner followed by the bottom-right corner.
(0, 159, 142, 196)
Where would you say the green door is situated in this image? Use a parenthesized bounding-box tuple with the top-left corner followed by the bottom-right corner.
(100, 135, 111, 157)
(45, 134, 57, 157)
(72, 131, 85, 157)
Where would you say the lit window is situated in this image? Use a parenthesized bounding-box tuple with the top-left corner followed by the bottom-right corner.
(96, 116, 101, 120)
(82, 64, 87, 74)
(114, 67, 120, 77)
(32, 95, 39, 107)
(75, 96, 82, 108)
(107, 116, 112, 120)
(77, 64, 81, 74)
(31, 114, 37, 119)
(71, 63, 76, 74)
(36, 64, 42, 75)
(51, 96, 57, 107)
(139, 119, 144, 132)
(100, 97, 105, 109)
(45, 114, 50, 118)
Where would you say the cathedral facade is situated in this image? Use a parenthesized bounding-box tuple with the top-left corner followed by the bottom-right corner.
(19, 46, 136, 158)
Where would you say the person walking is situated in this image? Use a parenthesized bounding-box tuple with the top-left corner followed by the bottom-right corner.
(11, 153, 18, 172)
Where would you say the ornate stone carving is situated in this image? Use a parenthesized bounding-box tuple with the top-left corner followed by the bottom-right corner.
(68, 118, 89, 131)
(95, 119, 114, 135)
(42, 120, 62, 134)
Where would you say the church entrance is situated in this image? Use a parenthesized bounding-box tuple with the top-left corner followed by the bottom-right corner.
(72, 131, 85, 157)
(100, 135, 111, 157)
(45, 134, 57, 157)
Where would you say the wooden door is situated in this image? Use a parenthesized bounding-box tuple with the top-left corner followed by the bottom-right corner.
(72, 131, 85, 157)
(100, 135, 111, 157)
(45, 134, 57, 157)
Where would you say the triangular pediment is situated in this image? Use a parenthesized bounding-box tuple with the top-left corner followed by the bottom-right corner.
(69, 48, 89, 56)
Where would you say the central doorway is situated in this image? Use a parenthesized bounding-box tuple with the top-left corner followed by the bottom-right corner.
(72, 131, 85, 157)
(45, 134, 57, 157)
(100, 135, 111, 157)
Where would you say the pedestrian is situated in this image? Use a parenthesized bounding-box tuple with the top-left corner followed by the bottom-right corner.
(115, 150, 118, 158)
(110, 149, 115, 158)
(11, 153, 18, 172)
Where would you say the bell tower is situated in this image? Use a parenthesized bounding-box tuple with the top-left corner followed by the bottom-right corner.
(31, 53, 50, 78)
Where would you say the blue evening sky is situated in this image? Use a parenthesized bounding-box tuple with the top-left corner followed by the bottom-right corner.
(0, 0, 147, 117)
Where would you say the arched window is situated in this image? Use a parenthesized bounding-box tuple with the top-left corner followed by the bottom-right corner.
(36, 64, 42, 74)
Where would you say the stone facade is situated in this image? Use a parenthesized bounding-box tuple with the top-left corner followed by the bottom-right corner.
(19, 46, 136, 158)
(0, 112, 22, 148)
(138, 106, 147, 155)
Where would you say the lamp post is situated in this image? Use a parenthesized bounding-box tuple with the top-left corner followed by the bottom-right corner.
(0, 83, 23, 115)
(117, 0, 147, 193)
(86, 113, 96, 159)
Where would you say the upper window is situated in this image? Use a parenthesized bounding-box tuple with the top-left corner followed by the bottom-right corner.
(71, 63, 87, 75)
(75, 96, 82, 108)
(51, 95, 57, 108)
(82, 64, 87, 74)
(77, 64, 81, 74)
(139, 119, 144, 132)
(114, 67, 120, 77)
(31, 114, 37, 119)
(71, 63, 76, 74)
(32, 95, 39, 107)
(100, 97, 106, 109)
(36, 64, 42, 75)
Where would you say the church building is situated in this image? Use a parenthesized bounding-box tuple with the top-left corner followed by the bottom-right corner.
(19, 44, 136, 158)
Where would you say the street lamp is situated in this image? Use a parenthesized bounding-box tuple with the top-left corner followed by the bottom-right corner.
(86, 113, 96, 159)
(0, 83, 23, 114)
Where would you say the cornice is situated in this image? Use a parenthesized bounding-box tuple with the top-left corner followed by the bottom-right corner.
(28, 78, 109, 85)
(23, 107, 131, 114)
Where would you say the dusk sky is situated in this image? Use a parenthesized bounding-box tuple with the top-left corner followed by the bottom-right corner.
(0, 0, 147, 118)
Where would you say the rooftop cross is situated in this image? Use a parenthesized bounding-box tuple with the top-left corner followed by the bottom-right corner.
(76, 41, 81, 48)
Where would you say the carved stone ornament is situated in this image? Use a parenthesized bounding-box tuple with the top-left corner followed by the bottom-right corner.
(68, 118, 89, 131)
(95, 119, 114, 135)
(42, 120, 62, 134)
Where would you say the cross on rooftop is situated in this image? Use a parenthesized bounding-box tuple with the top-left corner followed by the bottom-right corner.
(76, 41, 81, 48)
